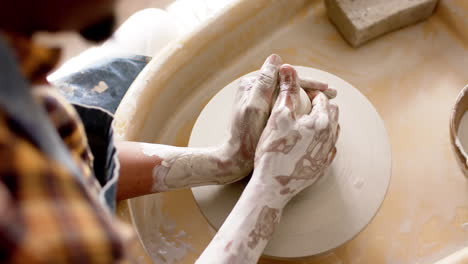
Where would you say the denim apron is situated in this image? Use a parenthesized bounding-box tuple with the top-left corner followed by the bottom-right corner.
(0, 36, 150, 211)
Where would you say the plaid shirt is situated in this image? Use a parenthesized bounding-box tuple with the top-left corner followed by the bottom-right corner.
(0, 33, 136, 263)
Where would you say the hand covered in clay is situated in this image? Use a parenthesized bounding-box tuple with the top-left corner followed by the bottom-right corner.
(222, 55, 337, 184)
(253, 64, 339, 205)
(221, 54, 283, 180)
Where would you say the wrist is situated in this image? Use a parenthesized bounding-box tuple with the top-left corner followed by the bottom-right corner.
(198, 177, 285, 264)
(217, 141, 254, 175)
(243, 173, 290, 210)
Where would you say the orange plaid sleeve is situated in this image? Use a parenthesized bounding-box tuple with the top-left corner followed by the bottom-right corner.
(0, 108, 135, 263)
(0, 31, 139, 263)
(33, 87, 102, 197)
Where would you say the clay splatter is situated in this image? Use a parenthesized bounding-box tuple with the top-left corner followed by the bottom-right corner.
(139, 197, 192, 264)
(93, 81, 109, 93)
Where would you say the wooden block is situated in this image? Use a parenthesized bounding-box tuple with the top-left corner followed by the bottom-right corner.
(325, 0, 438, 47)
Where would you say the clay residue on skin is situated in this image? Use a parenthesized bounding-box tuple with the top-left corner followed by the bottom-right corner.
(279, 187, 292, 195)
(259, 103, 337, 195)
(224, 243, 250, 264)
(140, 142, 249, 192)
(141, 143, 174, 157)
(234, 107, 266, 161)
(137, 55, 282, 193)
(247, 206, 280, 249)
(273, 129, 331, 187)
(140, 143, 170, 191)
(264, 130, 301, 154)
(224, 240, 233, 252)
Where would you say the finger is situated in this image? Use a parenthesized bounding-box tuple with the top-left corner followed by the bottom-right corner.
(309, 92, 331, 131)
(303, 85, 337, 100)
(237, 76, 256, 98)
(328, 103, 339, 142)
(335, 124, 340, 143)
(268, 64, 299, 125)
(276, 64, 300, 113)
(302, 85, 337, 102)
(303, 89, 319, 102)
(253, 54, 282, 103)
(322, 88, 337, 99)
(300, 78, 328, 90)
(327, 147, 337, 165)
(300, 78, 337, 99)
(239, 76, 256, 91)
(311, 92, 329, 113)
(329, 103, 339, 123)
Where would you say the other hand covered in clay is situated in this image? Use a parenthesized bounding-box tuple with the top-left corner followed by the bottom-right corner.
(196, 63, 339, 264)
(143, 54, 285, 192)
(202, 54, 338, 186)
(117, 55, 283, 199)
(252, 64, 339, 204)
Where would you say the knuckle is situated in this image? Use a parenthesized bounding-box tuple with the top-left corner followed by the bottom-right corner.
(239, 77, 255, 91)
(237, 84, 249, 93)
(257, 72, 275, 86)
(315, 113, 331, 132)
(279, 80, 298, 92)
(243, 104, 257, 113)
(241, 102, 262, 116)
(275, 107, 293, 121)
(329, 103, 338, 113)
(300, 115, 317, 130)
(329, 103, 339, 117)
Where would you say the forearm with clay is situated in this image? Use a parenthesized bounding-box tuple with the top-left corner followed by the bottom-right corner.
(116, 141, 253, 200)
(195, 176, 285, 264)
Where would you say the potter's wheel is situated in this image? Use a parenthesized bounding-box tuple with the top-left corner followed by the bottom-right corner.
(189, 66, 391, 258)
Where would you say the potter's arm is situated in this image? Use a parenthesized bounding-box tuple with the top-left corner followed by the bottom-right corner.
(116, 141, 253, 200)
(115, 54, 283, 200)
(115, 55, 337, 201)
(197, 65, 339, 264)
(195, 175, 285, 264)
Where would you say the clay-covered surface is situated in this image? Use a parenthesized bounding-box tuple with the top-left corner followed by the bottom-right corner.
(116, 0, 468, 263)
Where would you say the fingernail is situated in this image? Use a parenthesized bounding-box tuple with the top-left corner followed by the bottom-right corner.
(324, 88, 337, 99)
(268, 54, 282, 65)
(318, 92, 327, 101)
(280, 64, 294, 85)
(312, 92, 327, 106)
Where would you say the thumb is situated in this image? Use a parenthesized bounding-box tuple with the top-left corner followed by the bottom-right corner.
(253, 54, 282, 104)
(273, 64, 300, 115)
